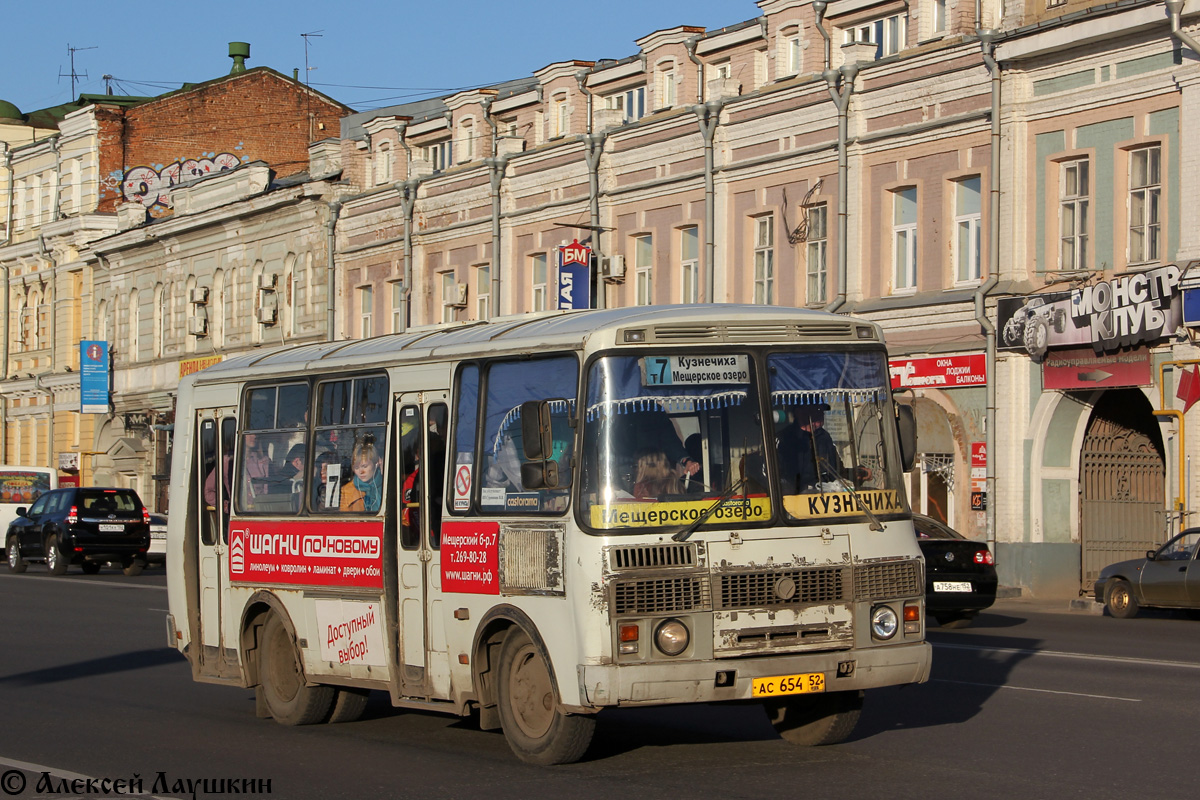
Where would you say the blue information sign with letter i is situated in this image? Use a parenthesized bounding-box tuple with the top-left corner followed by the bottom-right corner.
(79, 340, 110, 414)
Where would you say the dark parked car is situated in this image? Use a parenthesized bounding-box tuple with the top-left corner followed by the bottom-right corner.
(1093, 528, 1200, 618)
(5, 487, 151, 576)
(914, 514, 998, 628)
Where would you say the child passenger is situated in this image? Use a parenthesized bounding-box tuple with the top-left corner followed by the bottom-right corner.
(340, 437, 383, 513)
(632, 451, 682, 500)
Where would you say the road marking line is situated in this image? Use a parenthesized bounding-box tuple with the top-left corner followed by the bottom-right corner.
(933, 641, 1200, 670)
(934, 678, 1141, 702)
(0, 573, 165, 591)
(0, 755, 178, 798)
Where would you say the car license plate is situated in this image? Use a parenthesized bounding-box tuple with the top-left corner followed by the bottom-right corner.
(98, 523, 124, 532)
(934, 581, 973, 593)
(751, 672, 825, 698)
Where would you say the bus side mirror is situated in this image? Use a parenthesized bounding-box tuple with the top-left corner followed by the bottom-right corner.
(521, 459, 563, 490)
(520, 400, 553, 461)
(896, 404, 917, 472)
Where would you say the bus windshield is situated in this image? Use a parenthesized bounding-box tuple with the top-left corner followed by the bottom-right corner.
(578, 349, 906, 532)
(766, 350, 907, 523)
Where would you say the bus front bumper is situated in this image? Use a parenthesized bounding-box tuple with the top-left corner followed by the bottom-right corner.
(576, 641, 931, 709)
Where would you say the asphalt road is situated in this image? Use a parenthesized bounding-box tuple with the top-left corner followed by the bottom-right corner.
(1, 565, 1196, 799)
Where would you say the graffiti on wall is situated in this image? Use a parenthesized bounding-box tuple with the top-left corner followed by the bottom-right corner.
(121, 152, 245, 218)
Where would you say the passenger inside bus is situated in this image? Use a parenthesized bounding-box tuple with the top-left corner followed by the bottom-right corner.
(632, 450, 682, 500)
(340, 437, 383, 513)
(775, 403, 843, 493)
(312, 450, 344, 510)
(593, 406, 700, 496)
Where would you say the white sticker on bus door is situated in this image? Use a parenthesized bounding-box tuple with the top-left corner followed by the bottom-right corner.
(453, 462, 473, 511)
(315, 599, 386, 666)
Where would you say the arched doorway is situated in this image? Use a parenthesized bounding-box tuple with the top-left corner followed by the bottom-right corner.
(1079, 389, 1166, 588)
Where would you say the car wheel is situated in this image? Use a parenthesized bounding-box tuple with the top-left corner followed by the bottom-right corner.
(763, 690, 864, 746)
(1024, 316, 1050, 359)
(6, 535, 27, 574)
(122, 557, 146, 577)
(327, 688, 370, 724)
(258, 613, 334, 725)
(80, 561, 102, 575)
(496, 627, 595, 765)
(1105, 579, 1139, 619)
(934, 612, 977, 629)
(46, 535, 68, 575)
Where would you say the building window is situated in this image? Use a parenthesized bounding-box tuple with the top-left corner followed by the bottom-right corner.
(680, 226, 699, 303)
(932, 0, 947, 35)
(390, 281, 404, 332)
(374, 142, 391, 185)
(531, 253, 548, 312)
(423, 141, 452, 173)
(844, 13, 907, 58)
(129, 289, 140, 361)
(634, 234, 653, 306)
(1059, 159, 1089, 271)
(893, 188, 918, 291)
(552, 95, 569, 138)
(475, 265, 491, 320)
(785, 27, 803, 75)
(711, 61, 732, 81)
(806, 204, 828, 304)
(754, 215, 775, 305)
(1129, 146, 1161, 264)
(955, 176, 982, 282)
(359, 285, 373, 339)
(658, 68, 676, 109)
(605, 86, 646, 123)
(441, 272, 458, 323)
(458, 119, 475, 163)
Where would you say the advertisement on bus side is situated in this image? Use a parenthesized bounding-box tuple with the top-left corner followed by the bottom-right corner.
(228, 519, 384, 589)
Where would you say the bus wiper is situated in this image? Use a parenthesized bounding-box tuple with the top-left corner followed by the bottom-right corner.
(817, 455, 885, 532)
(672, 477, 746, 543)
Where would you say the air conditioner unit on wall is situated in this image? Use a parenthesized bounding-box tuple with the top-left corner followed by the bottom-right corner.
(601, 255, 625, 282)
(188, 286, 209, 305)
(449, 282, 468, 308)
(258, 274, 277, 291)
(255, 305, 278, 325)
(186, 315, 209, 336)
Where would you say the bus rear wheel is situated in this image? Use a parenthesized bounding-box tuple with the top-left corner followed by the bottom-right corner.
(258, 613, 334, 726)
(764, 690, 863, 746)
(496, 628, 595, 765)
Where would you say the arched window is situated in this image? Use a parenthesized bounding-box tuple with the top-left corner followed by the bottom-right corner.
(212, 269, 225, 347)
(374, 141, 392, 185)
(154, 283, 165, 357)
(97, 299, 109, 343)
(128, 289, 140, 361)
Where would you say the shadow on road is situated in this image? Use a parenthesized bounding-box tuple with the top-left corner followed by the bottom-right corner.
(0, 648, 185, 686)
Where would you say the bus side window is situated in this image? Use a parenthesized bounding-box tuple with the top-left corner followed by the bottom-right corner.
(449, 365, 480, 516)
(399, 405, 421, 550)
(427, 404, 448, 548)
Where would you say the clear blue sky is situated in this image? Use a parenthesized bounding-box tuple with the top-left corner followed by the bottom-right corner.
(2, 0, 764, 115)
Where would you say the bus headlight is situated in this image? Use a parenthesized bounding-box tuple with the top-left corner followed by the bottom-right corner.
(654, 619, 690, 656)
(871, 606, 898, 640)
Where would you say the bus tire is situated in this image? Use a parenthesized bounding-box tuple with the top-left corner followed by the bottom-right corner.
(259, 613, 334, 726)
(7, 535, 26, 573)
(46, 535, 68, 575)
(327, 687, 370, 724)
(764, 690, 863, 746)
(496, 628, 595, 765)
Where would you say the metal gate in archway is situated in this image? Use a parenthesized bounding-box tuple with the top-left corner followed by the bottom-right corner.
(1080, 416, 1166, 589)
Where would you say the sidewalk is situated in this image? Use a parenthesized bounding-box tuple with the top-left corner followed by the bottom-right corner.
(991, 587, 1105, 616)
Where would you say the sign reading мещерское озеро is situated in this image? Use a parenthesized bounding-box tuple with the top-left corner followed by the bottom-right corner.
(998, 264, 1182, 362)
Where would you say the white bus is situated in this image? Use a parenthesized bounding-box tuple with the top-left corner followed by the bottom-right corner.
(1, 465, 58, 537)
(165, 305, 929, 764)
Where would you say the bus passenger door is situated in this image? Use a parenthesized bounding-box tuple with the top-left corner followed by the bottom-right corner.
(396, 396, 451, 698)
(195, 412, 238, 679)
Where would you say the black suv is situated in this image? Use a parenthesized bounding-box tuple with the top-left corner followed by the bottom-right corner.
(5, 487, 151, 576)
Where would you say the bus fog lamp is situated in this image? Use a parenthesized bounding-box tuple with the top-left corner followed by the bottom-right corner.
(654, 619, 689, 656)
(871, 606, 898, 640)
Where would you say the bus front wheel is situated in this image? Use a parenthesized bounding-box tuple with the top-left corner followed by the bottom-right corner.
(764, 690, 863, 746)
(258, 613, 334, 726)
(496, 628, 595, 765)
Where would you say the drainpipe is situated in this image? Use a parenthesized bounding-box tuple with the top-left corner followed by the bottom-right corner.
(38, 235, 56, 373)
(33, 374, 53, 470)
(977, 30, 1003, 552)
(823, 62, 858, 313)
(396, 180, 418, 331)
(1165, 0, 1200, 58)
(685, 36, 706, 103)
(485, 157, 507, 318)
(812, 2, 832, 72)
(325, 200, 343, 342)
(693, 101, 722, 303)
(576, 70, 607, 308)
(50, 136, 62, 223)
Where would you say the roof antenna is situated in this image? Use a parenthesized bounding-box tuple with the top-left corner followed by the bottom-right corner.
(301, 31, 324, 87)
(59, 44, 97, 99)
